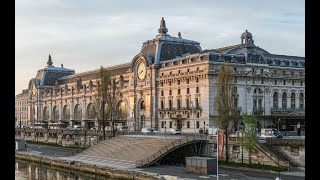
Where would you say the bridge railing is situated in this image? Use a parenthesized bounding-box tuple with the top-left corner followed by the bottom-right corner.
(135, 135, 207, 167)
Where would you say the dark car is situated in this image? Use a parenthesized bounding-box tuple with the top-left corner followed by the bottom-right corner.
(273, 130, 283, 138)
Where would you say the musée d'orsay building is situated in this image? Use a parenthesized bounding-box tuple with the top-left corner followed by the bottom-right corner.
(15, 18, 305, 133)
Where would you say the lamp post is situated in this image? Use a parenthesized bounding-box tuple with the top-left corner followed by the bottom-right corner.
(278, 119, 280, 131)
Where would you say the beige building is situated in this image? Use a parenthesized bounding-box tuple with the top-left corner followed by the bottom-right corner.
(17, 18, 305, 133)
(15, 89, 29, 127)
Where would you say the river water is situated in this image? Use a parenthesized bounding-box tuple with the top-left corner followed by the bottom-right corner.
(15, 159, 112, 180)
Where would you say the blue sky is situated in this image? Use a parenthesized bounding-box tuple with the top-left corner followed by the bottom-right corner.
(15, 0, 305, 95)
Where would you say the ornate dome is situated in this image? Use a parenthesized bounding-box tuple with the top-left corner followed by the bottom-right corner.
(241, 30, 252, 39)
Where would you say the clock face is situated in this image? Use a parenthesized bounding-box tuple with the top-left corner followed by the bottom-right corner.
(137, 62, 146, 80)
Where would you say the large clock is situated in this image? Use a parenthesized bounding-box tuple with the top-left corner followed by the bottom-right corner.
(137, 62, 146, 80)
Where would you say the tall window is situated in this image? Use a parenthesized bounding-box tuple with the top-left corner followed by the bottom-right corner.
(292, 80, 294, 86)
(63, 105, 70, 120)
(177, 99, 181, 110)
(196, 121, 199, 128)
(196, 78, 199, 83)
(282, 92, 287, 109)
(169, 89, 172, 95)
(169, 81, 172, 86)
(261, 78, 264, 84)
(186, 79, 189, 84)
(196, 87, 199, 93)
(273, 92, 278, 108)
(291, 93, 295, 109)
(178, 88, 181, 95)
(300, 81, 303, 86)
(140, 100, 145, 109)
(299, 93, 304, 108)
(87, 103, 96, 120)
(275, 79, 277, 85)
(161, 100, 164, 109)
(43, 106, 49, 120)
(161, 82, 164, 87)
(178, 80, 180, 85)
(283, 80, 286, 85)
(187, 88, 190, 94)
(161, 90, 164, 96)
(74, 104, 82, 120)
(186, 99, 190, 109)
(195, 97, 200, 109)
(169, 121, 172, 128)
(169, 100, 172, 110)
(187, 121, 190, 128)
(161, 121, 164, 128)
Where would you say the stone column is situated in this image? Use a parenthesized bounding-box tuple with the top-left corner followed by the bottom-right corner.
(59, 101, 63, 121)
(48, 102, 52, 121)
(81, 99, 87, 128)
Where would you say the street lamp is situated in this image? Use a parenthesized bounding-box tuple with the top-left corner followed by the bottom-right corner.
(278, 119, 281, 131)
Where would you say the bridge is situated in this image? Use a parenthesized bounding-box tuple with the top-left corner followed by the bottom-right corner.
(59, 135, 207, 169)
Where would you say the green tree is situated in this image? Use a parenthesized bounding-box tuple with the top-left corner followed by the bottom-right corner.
(214, 63, 240, 162)
(240, 112, 257, 164)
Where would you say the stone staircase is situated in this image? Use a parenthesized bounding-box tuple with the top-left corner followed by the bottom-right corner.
(255, 141, 291, 168)
(77, 135, 177, 163)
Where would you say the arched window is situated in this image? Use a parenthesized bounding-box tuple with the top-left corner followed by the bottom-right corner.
(87, 103, 96, 120)
(74, 104, 82, 120)
(52, 106, 59, 120)
(291, 93, 295, 109)
(63, 105, 70, 120)
(140, 100, 145, 110)
(282, 92, 287, 109)
(43, 106, 49, 120)
(273, 92, 278, 108)
(299, 93, 304, 109)
(118, 101, 127, 119)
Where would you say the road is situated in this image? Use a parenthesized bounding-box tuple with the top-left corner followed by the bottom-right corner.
(26, 143, 81, 157)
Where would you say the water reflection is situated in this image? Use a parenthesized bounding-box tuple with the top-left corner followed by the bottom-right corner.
(15, 159, 111, 180)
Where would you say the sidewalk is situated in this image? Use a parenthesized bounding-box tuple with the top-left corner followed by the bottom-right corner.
(220, 164, 305, 177)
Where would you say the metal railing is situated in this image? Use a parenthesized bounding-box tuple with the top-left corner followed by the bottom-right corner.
(135, 135, 207, 167)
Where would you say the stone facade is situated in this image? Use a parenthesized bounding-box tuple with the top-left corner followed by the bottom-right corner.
(15, 89, 29, 127)
(16, 18, 305, 133)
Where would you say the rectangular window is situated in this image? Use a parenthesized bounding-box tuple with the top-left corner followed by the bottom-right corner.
(261, 78, 264, 84)
(161, 90, 164, 96)
(196, 121, 199, 128)
(300, 81, 303, 86)
(196, 98, 200, 109)
(161, 121, 164, 128)
(161, 100, 164, 109)
(197, 113, 200, 118)
(187, 88, 190, 94)
(275, 79, 277, 85)
(233, 67, 237, 72)
(186, 79, 189, 84)
(196, 87, 199, 93)
(169, 121, 172, 128)
(187, 113, 190, 118)
(187, 121, 190, 128)
(187, 69, 190, 73)
(178, 70, 181, 74)
(197, 67, 200, 71)
(169, 81, 172, 86)
(169, 89, 172, 95)
(161, 82, 164, 87)
(292, 80, 294, 86)
(177, 80, 180, 85)
(177, 99, 181, 110)
(258, 99, 262, 109)
(161, 73, 164, 76)
(196, 78, 199, 83)
(170, 71, 172, 75)
(186, 99, 190, 109)
(178, 89, 180, 95)
(169, 100, 172, 110)
(283, 80, 286, 85)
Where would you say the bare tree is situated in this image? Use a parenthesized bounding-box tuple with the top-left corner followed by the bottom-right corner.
(214, 63, 240, 162)
(97, 66, 122, 139)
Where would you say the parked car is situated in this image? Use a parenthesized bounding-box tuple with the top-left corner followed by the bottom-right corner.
(170, 128, 182, 135)
(90, 127, 97, 130)
(141, 128, 152, 134)
(273, 130, 283, 138)
(150, 128, 159, 133)
(260, 133, 277, 139)
(120, 126, 129, 131)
